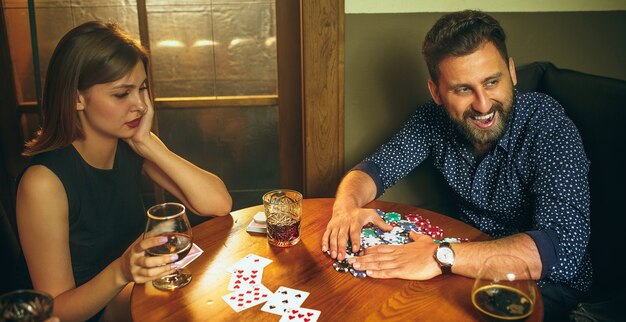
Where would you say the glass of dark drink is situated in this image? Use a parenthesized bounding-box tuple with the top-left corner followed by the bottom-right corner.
(471, 255, 535, 321)
(263, 189, 302, 247)
(144, 202, 193, 290)
(0, 289, 53, 322)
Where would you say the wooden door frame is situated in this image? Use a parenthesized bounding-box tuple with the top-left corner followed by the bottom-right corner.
(300, 0, 345, 197)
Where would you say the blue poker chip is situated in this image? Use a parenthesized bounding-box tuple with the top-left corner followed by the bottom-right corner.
(349, 268, 367, 278)
(397, 220, 417, 232)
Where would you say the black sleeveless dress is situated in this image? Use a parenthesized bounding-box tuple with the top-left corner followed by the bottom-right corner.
(17, 140, 146, 289)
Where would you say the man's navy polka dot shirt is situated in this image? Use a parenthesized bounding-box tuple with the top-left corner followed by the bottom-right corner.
(355, 91, 591, 292)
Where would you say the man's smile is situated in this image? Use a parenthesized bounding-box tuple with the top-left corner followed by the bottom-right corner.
(469, 111, 497, 129)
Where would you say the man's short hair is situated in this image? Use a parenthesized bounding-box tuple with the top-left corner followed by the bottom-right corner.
(422, 10, 509, 83)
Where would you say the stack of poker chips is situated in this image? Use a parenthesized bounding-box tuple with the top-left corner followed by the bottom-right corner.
(328, 209, 469, 278)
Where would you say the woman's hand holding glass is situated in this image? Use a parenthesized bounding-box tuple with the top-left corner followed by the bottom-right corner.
(117, 232, 180, 286)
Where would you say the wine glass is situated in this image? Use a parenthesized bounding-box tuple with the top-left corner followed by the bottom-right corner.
(471, 255, 536, 321)
(144, 202, 193, 291)
(0, 289, 53, 322)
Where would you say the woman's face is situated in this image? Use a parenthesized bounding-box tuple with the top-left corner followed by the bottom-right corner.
(76, 61, 148, 141)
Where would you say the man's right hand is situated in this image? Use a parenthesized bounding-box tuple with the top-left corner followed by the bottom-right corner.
(321, 206, 393, 261)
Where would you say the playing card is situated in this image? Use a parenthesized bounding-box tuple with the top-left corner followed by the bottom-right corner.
(279, 307, 321, 322)
(261, 286, 309, 315)
(174, 243, 203, 269)
(228, 268, 263, 291)
(222, 285, 272, 313)
(228, 254, 273, 272)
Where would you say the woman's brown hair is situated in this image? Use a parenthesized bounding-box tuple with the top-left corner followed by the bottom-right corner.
(23, 21, 150, 156)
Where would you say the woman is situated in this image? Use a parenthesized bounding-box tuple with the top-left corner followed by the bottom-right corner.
(16, 21, 232, 321)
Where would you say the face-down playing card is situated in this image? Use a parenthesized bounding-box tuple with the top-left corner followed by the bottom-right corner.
(173, 243, 203, 269)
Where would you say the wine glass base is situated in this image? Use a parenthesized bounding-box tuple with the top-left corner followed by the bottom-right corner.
(152, 269, 192, 291)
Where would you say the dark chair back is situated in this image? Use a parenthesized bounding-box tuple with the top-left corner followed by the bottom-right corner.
(516, 62, 626, 297)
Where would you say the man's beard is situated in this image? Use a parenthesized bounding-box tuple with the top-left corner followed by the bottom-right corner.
(450, 98, 513, 145)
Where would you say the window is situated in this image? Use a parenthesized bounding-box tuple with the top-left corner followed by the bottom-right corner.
(2, 0, 283, 210)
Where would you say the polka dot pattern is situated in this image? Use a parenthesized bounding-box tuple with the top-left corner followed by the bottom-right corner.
(364, 91, 591, 291)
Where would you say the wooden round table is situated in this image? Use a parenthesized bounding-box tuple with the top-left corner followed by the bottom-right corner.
(131, 198, 542, 321)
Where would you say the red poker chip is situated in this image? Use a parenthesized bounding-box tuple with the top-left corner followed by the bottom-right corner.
(417, 220, 431, 228)
(425, 226, 444, 238)
(405, 214, 423, 223)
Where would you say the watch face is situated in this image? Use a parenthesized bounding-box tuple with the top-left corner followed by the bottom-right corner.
(437, 247, 454, 265)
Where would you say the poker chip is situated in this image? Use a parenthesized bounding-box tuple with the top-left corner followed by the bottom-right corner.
(379, 227, 410, 245)
(361, 228, 377, 238)
(333, 260, 351, 273)
(349, 268, 367, 278)
(397, 220, 417, 232)
(329, 210, 471, 279)
(424, 226, 444, 239)
(441, 237, 469, 243)
(383, 212, 402, 223)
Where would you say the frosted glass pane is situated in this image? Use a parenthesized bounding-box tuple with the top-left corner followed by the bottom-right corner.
(71, 6, 139, 37)
(147, 5, 216, 98)
(212, 2, 277, 96)
(147, 0, 208, 5)
(71, 0, 137, 6)
(33, 4, 139, 87)
(33, 7, 74, 86)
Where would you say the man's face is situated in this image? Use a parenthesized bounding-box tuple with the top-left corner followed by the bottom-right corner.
(427, 41, 517, 147)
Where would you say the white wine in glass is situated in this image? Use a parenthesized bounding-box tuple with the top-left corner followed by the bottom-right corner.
(471, 255, 536, 321)
(144, 202, 193, 290)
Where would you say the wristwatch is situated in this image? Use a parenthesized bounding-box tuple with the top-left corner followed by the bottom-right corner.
(434, 242, 455, 274)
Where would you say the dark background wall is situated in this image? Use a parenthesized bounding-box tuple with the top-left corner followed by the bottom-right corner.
(344, 11, 626, 210)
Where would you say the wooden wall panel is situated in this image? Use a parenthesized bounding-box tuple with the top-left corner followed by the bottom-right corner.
(301, 0, 344, 197)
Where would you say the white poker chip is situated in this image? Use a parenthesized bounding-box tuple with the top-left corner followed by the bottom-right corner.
(253, 211, 267, 224)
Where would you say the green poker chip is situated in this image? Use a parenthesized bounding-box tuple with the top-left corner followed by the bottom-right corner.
(361, 228, 377, 238)
(383, 212, 402, 223)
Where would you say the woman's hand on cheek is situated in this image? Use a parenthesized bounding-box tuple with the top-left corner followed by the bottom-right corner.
(125, 90, 156, 154)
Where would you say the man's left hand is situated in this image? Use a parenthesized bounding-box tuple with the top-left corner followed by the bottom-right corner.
(347, 231, 441, 280)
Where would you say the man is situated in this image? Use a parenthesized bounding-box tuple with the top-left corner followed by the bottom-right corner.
(321, 10, 590, 321)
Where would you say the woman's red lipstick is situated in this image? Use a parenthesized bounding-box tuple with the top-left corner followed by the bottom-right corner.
(126, 117, 142, 128)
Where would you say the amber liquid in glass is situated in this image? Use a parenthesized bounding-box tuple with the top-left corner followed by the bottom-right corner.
(472, 284, 534, 321)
